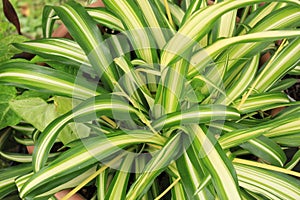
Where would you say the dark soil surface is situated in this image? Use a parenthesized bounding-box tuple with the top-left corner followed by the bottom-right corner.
(286, 75, 300, 101)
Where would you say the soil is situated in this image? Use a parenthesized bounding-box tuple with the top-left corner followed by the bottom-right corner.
(286, 75, 300, 101)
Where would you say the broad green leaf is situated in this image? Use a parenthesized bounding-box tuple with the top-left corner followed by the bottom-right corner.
(53, 96, 90, 144)
(10, 97, 57, 131)
(0, 85, 20, 130)
(0, 35, 28, 62)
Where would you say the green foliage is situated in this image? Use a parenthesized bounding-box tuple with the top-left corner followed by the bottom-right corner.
(0, 85, 21, 130)
(0, 0, 299, 199)
(0, 35, 28, 62)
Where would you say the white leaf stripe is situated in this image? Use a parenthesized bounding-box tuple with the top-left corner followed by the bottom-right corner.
(254, 37, 300, 92)
(42, 6, 56, 38)
(188, 30, 300, 78)
(0, 63, 99, 99)
(135, 0, 172, 48)
(209, 6, 300, 86)
(242, 138, 285, 166)
(152, 105, 240, 130)
(161, 0, 300, 66)
(103, 0, 157, 64)
(189, 125, 241, 199)
(126, 133, 182, 200)
(53, 1, 118, 89)
(106, 155, 134, 200)
(87, 8, 125, 31)
(21, 133, 164, 197)
(234, 92, 291, 114)
(236, 2, 282, 35)
(15, 40, 91, 67)
(235, 163, 300, 199)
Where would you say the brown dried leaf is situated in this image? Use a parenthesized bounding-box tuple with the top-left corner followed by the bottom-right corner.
(2, 0, 22, 35)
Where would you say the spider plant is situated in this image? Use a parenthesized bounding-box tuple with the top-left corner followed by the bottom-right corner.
(0, 0, 300, 199)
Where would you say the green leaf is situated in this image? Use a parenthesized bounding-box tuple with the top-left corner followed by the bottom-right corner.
(269, 78, 298, 92)
(161, 0, 300, 66)
(14, 38, 91, 69)
(53, 96, 90, 144)
(126, 133, 182, 200)
(187, 124, 242, 199)
(272, 134, 300, 147)
(16, 165, 97, 199)
(53, 0, 118, 90)
(234, 163, 300, 199)
(105, 154, 134, 200)
(152, 104, 240, 130)
(9, 97, 57, 131)
(0, 85, 21, 130)
(176, 138, 212, 199)
(0, 35, 28, 62)
(0, 163, 32, 199)
(285, 149, 300, 170)
(21, 132, 164, 198)
(234, 92, 291, 114)
(240, 136, 287, 167)
(32, 94, 144, 172)
(254, 37, 300, 92)
(0, 62, 101, 99)
(87, 7, 125, 31)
